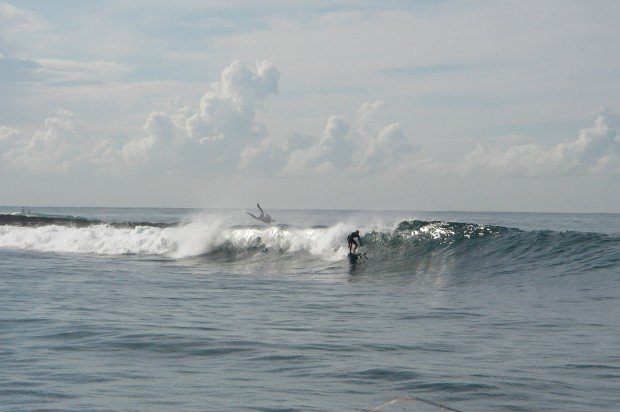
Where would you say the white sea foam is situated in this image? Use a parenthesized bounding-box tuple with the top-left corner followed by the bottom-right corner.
(0, 216, 355, 260)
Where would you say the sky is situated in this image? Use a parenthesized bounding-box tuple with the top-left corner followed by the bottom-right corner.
(1, 0, 619, 212)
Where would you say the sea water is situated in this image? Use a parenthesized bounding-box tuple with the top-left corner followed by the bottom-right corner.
(0, 207, 619, 411)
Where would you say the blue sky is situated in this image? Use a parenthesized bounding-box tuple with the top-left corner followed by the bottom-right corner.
(1, 0, 619, 212)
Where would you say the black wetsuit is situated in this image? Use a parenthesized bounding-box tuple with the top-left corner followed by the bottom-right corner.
(347, 232, 362, 247)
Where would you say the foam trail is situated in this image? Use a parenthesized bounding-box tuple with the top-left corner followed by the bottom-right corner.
(0, 224, 171, 255)
(0, 214, 355, 259)
(0, 215, 455, 257)
(223, 222, 351, 261)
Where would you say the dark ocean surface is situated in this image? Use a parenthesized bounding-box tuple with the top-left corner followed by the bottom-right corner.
(1, 207, 619, 411)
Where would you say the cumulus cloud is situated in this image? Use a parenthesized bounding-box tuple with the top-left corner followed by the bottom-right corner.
(4, 55, 617, 181)
(0, 60, 281, 175)
(1, 109, 113, 173)
(282, 115, 351, 175)
(460, 109, 620, 176)
(121, 112, 173, 166)
(185, 59, 279, 142)
(118, 60, 280, 173)
(0, 91, 415, 179)
(280, 100, 417, 176)
(238, 137, 287, 174)
(349, 101, 416, 174)
(0, 126, 19, 143)
(0, 83, 414, 177)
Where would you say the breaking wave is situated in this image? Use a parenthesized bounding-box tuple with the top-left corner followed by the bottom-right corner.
(0, 214, 618, 274)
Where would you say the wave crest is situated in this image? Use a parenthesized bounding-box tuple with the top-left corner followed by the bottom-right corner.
(1, 216, 617, 276)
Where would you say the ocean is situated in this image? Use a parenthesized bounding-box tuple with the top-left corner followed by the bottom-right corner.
(0, 207, 618, 411)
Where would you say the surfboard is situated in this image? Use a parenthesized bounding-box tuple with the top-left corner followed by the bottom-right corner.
(348, 252, 365, 263)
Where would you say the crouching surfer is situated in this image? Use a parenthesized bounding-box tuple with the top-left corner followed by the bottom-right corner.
(347, 230, 362, 254)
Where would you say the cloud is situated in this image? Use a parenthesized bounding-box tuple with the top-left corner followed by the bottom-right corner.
(0, 60, 282, 175)
(281, 115, 351, 175)
(0, 56, 130, 85)
(460, 109, 620, 176)
(0, 125, 19, 146)
(0, 63, 419, 178)
(1, 108, 114, 173)
(0, 2, 44, 56)
(185, 59, 279, 143)
(279, 100, 418, 176)
(3, 57, 617, 181)
(118, 60, 280, 173)
(0, 56, 40, 82)
(1, 3, 128, 85)
(349, 101, 416, 174)
(34, 59, 130, 84)
(120, 111, 175, 166)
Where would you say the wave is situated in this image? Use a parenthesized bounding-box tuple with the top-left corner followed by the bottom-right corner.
(369, 220, 619, 276)
(0, 213, 176, 229)
(0, 215, 617, 274)
(0, 215, 349, 259)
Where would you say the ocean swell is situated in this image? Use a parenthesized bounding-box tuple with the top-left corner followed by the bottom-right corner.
(0, 215, 617, 274)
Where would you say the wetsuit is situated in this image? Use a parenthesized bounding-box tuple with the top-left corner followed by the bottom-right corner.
(347, 231, 362, 252)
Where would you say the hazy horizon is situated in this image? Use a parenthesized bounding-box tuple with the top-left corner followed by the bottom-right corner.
(3, 204, 620, 216)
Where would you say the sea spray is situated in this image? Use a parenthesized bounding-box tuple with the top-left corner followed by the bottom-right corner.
(1, 213, 617, 278)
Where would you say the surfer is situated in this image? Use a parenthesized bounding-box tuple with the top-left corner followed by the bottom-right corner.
(347, 230, 362, 253)
(247, 203, 274, 224)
